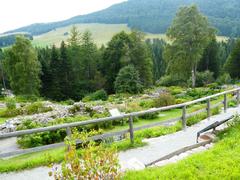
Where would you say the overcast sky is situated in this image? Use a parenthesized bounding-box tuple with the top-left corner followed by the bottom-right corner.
(0, 0, 126, 33)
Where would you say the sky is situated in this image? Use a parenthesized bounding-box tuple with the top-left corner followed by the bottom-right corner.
(0, 0, 126, 33)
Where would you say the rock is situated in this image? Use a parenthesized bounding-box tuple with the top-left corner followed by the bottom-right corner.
(125, 158, 145, 170)
(0, 101, 108, 134)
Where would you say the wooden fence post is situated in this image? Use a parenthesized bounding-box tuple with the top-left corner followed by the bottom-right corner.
(129, 116, 134, 144)
(182, 105, 187, 131)
(237, 90, 240, 106)
(207, 98, 211, 120)
(224, 94, 227, 113)
(66, 127, 72, 137)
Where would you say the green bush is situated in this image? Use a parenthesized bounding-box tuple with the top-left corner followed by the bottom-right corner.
(217, 73, 232, 85)
(0, 102, 52, 118)
(23, 102, 52, 115)
(114, 65, 143, 94)
(5, 98, 16, 110)
(188, 71, 214, 87)
(83, 89, 108, 102)
(157, 75, 185, 87)
(154, 93, 175, 107)
(140, 112, 159, 120)
(139, 100, 154, 108)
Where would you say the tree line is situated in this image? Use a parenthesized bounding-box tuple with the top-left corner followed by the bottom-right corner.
(1, 5, 240, 101)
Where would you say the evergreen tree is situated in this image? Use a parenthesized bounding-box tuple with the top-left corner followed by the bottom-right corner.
(80, 31, 99, 92)
(3, 36, 41, 95)
(102, 31, 131, 93)
(37, 47, 51, 97)
(114, 65, 143, 94)
(102, 31, 153, 93)
(198, 38, 220, 78)
(48, 45, 62, 100)
(146, 39, 166, 81)
(129, 31, 153, 87)
(224, 39, 240, 79)
(59, 41, 72, 99)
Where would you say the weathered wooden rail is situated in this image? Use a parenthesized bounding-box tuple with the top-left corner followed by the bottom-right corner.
(0, 87, 239, 158)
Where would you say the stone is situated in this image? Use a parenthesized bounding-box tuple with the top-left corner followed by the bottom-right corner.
(125, 158, 145, 170)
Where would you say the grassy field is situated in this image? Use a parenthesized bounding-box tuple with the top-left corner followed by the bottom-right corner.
(124, 118, 240, 179)
(32, 23, 228, 48)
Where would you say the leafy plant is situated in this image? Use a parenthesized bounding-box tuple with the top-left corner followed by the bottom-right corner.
(83, 89, 108, 102)
(49, 130, 121, 179)
(154, 93, 175, 107)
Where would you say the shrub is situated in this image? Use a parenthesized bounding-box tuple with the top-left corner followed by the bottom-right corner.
(217, 73, 232, 85)
(139, 100, 154, 109)
(140, 112, 159, 120)
(157, 75, 185, 87)
(188, 71, 214, 87)
(83, 89, 108, 102)
(62, 99, 75, 105)
(5, 98, 16, 110)
(168, 86, 184, 95)
(23, 102, 52, 115)
(154, 93, 175, 107)
(50, 130, 121, 179)
(114, 65, 143, 94)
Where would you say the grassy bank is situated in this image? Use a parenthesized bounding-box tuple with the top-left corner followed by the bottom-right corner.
(124, 118, 240, 179)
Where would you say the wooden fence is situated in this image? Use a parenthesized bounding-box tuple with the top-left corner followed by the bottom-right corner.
(0, 87, 239, 158)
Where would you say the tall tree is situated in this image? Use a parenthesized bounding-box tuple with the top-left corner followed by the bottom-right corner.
(48, 45, 62, 100)
(198, 38, 220, 78)
(224, 39, 240, 79)
(3, 36, 41, 95)
(37, 47, 51, 97)
(59, 41, 72, 99)
(80, 31, 99, 92)
(102, 31, 131, 93)
(102, 31, 153, 93)
(129, 31, 153, 87)
(165, 5, 214, 87)
(146, 39, 167, 81)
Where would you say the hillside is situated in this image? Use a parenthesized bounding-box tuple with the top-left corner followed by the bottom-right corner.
(5, 0, 240, 37)
(32, 23, 168, 47)
(31, 23, 228, 48)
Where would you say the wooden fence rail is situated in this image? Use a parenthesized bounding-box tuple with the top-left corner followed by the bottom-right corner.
(0, 87, 239, 158)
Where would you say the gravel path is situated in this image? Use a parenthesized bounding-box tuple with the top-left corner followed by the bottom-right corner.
(1, 106, 240, 179)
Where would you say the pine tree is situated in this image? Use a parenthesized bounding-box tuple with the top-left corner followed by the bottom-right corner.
(224, 39, 240, 79)
(48, 45, 62, 100)
(114, 65, 143, 94)
(59, 41, 71, 99)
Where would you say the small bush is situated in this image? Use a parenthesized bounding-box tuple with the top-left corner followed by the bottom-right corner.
(154, 93, 176, 107)
(62, 99, 75, 105)
(139, 100, 154, 108)
(50, 130, 121, 179)
(140, 112, 159, 120)
(83, 89, 108, 102)
(6, 98, 16, 110)
(157, 75, 185, 87)
(188, 71, 214, 87)
(217, 73, 232, 85)
(23, 102, 52, 115)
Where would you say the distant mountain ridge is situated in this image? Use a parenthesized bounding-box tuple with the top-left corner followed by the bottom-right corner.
(5, 0, 240, 37)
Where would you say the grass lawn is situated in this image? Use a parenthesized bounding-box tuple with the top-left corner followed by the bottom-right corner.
(124, 120, 240, 180)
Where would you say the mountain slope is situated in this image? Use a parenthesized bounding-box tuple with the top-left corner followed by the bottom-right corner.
(5, 0, 240, 36)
